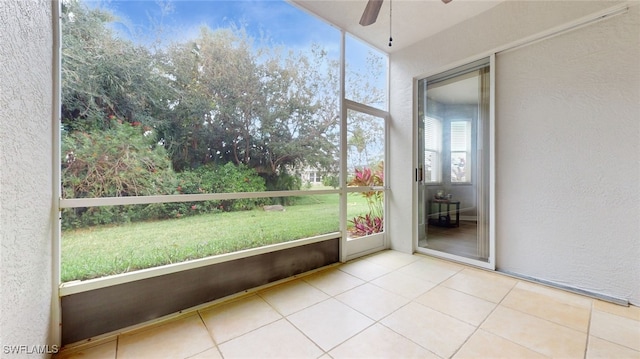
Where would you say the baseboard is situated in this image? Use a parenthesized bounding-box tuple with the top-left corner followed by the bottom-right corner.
(499, 270, 629, 306)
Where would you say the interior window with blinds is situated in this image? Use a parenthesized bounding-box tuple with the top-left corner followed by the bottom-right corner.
(450, 120, 471, 183)
(424, 116, 442, 183)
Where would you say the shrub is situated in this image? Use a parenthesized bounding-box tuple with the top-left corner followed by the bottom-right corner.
(350, 213, 383, 237)
(61, 120, 281, 228)
(264, 170, 302, 205)
(322, 174, 339, 189)
(62, 119, 176, 198)
(176, 163, 268, 212)
(61, 120, 178, 228)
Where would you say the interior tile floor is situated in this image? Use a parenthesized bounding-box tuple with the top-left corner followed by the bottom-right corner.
(56, 250, 640, 359)
(422, 221, 480, 260)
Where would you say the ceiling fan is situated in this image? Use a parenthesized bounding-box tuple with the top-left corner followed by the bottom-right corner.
(359, 0, 453, 26)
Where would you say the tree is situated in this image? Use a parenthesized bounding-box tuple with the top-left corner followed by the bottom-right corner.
(60, 0, 385, 195)
(252, 46, 339, 178)
(158, 27, 341, 187)
(62, 119, 176, 199)
(61, 0, 172, 133)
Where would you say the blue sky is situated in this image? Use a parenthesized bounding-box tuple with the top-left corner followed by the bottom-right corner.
(85, 0, 387, 107)
(88, 0, 339, 50)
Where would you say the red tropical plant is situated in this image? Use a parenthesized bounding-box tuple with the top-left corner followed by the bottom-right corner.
(348, 161, 384, 237)
(350, 214, 383, 237)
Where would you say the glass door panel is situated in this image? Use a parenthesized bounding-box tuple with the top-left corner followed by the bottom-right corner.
(417, 58, 493, 268)
(344, 104, 387, 260)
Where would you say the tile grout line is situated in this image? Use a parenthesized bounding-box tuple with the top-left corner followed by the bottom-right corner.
(587, 307, 640, 353)
(468, 280, 579, 358)
(254, 286, 329, 356)
(193, 310, 223, 359)
(360, 256, 465, 358)
(447, 279, 520, 359)
(336, 258, 440, 358)
(310, 255, 426, 356)
(582, 300, 594, 359)
(280, 299, 337, 356)
(499, 285, 594, 334)
(343, 254, 508, 358)
(373, 301, 441, 358)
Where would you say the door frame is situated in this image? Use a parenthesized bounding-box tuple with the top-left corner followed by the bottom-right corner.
(341, 100, 389, 262)
(413, 54, 495, 270)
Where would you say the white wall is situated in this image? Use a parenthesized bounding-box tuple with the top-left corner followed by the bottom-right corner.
(389, 1, 640, 305)
(0, 0, 56, 356)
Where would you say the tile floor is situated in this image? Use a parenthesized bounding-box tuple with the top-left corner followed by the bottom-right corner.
(56, 250, 640, 359)
(421, 221, 479, 260)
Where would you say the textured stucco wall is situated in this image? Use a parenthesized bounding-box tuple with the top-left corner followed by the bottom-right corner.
(390, 1, 640, 305)
(0, 0, 55, 356)
(494, 4, 640, 305)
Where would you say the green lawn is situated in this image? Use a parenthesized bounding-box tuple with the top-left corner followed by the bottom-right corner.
(62, 193, 374, 282)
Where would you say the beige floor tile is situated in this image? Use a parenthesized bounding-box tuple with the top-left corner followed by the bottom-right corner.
(381, 301, 476, 358)
(442, 268, 517, 303)
(335, 282, 410, 320)
(594, 300, 640, 321)
(303, 267, 365, 296)
(590, 309, 640, 351)
(371, 270, 438, 299)
(217, 319, 323, 358)
(329, 323, 439, 358)
(117, 314, 215, 359)
(415, 285, 496, 326)
(56, 340, 117, 359)
(397, 256, 463, 284)
(186, 347, 224, 359)
(453, 329, 547, 359)
(338, 258, 393, 281)
(501, 286, 591, 332)
(362, 249, 421, 269)
(514, 281, 592, 309)
(287, 298, 374, 351)
(586, 336, 640, 359)
(258, 279, 329, 316)
(199, 294, 282, 344)
(481, 306, 587, 358)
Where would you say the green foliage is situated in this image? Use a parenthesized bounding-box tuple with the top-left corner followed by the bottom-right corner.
(176, 163, 268, 212)
(322, 174, 340, 189)
(62, 193, 349, 281)
(62, 138, 269, 228)
(59, 0, 386, 233)
(265, 170, 302, 205)
(60, 0, 385, 181)
(154, 29, 341, 176)
(62, 120, 176, 198)
(348, 161, 384, 236)
(61, 0, 171, 132)
(61, 120, 178, 228)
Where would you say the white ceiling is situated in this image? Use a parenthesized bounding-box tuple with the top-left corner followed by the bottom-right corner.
(428, 74, 480, 105)
(291, 0, 507, 53)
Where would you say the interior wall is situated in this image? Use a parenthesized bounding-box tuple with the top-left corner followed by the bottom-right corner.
(389, 1, 640, 305)
(494, 4, 640, 305)
(0, 0, 56, 354)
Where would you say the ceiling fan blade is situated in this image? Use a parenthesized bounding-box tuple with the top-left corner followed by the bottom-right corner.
(442, 0, 453, 3)
(359, 0, 384, 26)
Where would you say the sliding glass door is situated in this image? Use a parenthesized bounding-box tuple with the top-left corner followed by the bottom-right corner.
(416, 57, 494, 269)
